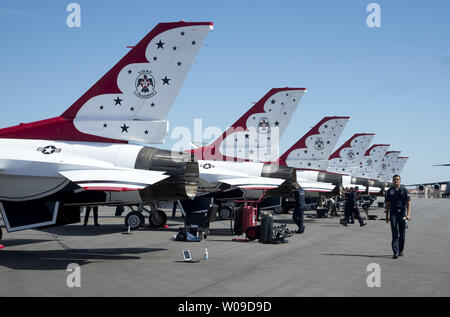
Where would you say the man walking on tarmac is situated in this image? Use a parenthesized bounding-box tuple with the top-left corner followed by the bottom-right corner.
(342, 187, 366, 227)
(293, 186, 306, 234)
(385, 174, 411, 259)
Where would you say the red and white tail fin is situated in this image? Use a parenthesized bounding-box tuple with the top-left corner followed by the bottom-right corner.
(191, 88, 306, 162)
(355, 144, 390, 179)
(328, 133, 375, 175)
(0, 22, 213, 144)
(393, 157, 409, 177)
(377, 151, 401, 181)
(278, 116, 350, 171)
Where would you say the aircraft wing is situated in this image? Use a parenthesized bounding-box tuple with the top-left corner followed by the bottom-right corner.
(297, 179, 336, 193)
(433, 164, 450, 166)
(367, 186, 383, 194)
(218, 177, 285, 190)
(407, 181, 450, 187)
(59, 169, 169, 192)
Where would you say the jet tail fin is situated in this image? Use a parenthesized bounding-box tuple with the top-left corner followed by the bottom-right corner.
(327, 133, 375, 175)
(0, 22, 213, 144)
(394, 157, 409, 176)
(377, 151, 401, 181)
(356, 144, 390, 179)
(191, 88, 306, 162)
(279, 116, 350, 171)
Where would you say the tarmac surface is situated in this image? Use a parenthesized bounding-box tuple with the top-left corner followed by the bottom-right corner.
(0, 198, 449, 297)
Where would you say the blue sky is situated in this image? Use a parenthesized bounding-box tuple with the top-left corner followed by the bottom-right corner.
(0, 0, 449, 184)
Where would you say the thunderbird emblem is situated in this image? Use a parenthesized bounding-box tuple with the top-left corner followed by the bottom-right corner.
(134, 70, 156, 99)
(347, 150, 355, 160)
(258, 117, 271, 134)
(314, 137, 325, 150)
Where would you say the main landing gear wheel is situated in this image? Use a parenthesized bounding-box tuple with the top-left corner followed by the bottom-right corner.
(124, 211, 145, 230)
(148, 209, 167, 227)
(218, 206, 232, 220)
(273, 206, 284, 214)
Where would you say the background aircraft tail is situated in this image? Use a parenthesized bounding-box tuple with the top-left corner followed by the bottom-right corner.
(393, 157, 409, 176)
(328, 133, 375, 175)
(355, 144, 390, 179)
(377, 151, 401, 181)
(191, 88, 306, 162)
(278, 116, 350, 170)
(0, 22, 213, 144)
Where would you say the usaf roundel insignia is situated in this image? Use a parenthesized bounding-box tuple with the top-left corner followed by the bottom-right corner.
(37, 145, 61, 155)
(134, 70, 156, 99)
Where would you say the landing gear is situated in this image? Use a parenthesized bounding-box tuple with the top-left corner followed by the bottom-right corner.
(124, 211, 145, 230)
(149, 209, 167, 227)
(123, 203, 168, 230)
(218, 206, 232, 220)
(273, 206, 284, 214)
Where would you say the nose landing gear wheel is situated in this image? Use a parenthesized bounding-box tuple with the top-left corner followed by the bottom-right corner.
(124, 211, 145, 230)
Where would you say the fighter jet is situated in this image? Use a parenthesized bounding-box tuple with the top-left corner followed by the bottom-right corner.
(0, 21, 213, 241)
(277, 116, 351, 196)
(189, 88, 307, 201)
(281, 130, 377, 192)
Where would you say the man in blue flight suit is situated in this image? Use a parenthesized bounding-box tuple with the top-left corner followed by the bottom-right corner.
(84, 206, 100, 226)
(293, 186, 306, 234)
(340, 187, 352, 225)
(385, 174, 411, 259)
(342, 187, 366, 227)
(352, 187, 366, 227)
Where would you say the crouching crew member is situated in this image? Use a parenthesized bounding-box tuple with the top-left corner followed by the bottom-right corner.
(385, 174, 411, 259)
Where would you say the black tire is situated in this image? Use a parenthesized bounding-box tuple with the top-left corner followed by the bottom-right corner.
(149, 210, 167, 227)
(273, 206, 284, 214)
(124, 211, 145, 230)
(218, 206, 232, 220)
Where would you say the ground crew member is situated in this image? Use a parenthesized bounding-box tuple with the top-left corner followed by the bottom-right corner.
(293, 186, 306, 234)
(84, 206, 100, 226)
(342, 187, 366, 227)
(385, 174, 411, 259)
(341, 187, 353, 225)
(115, 205, 125, 216)
(352, 187, 366, 227)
